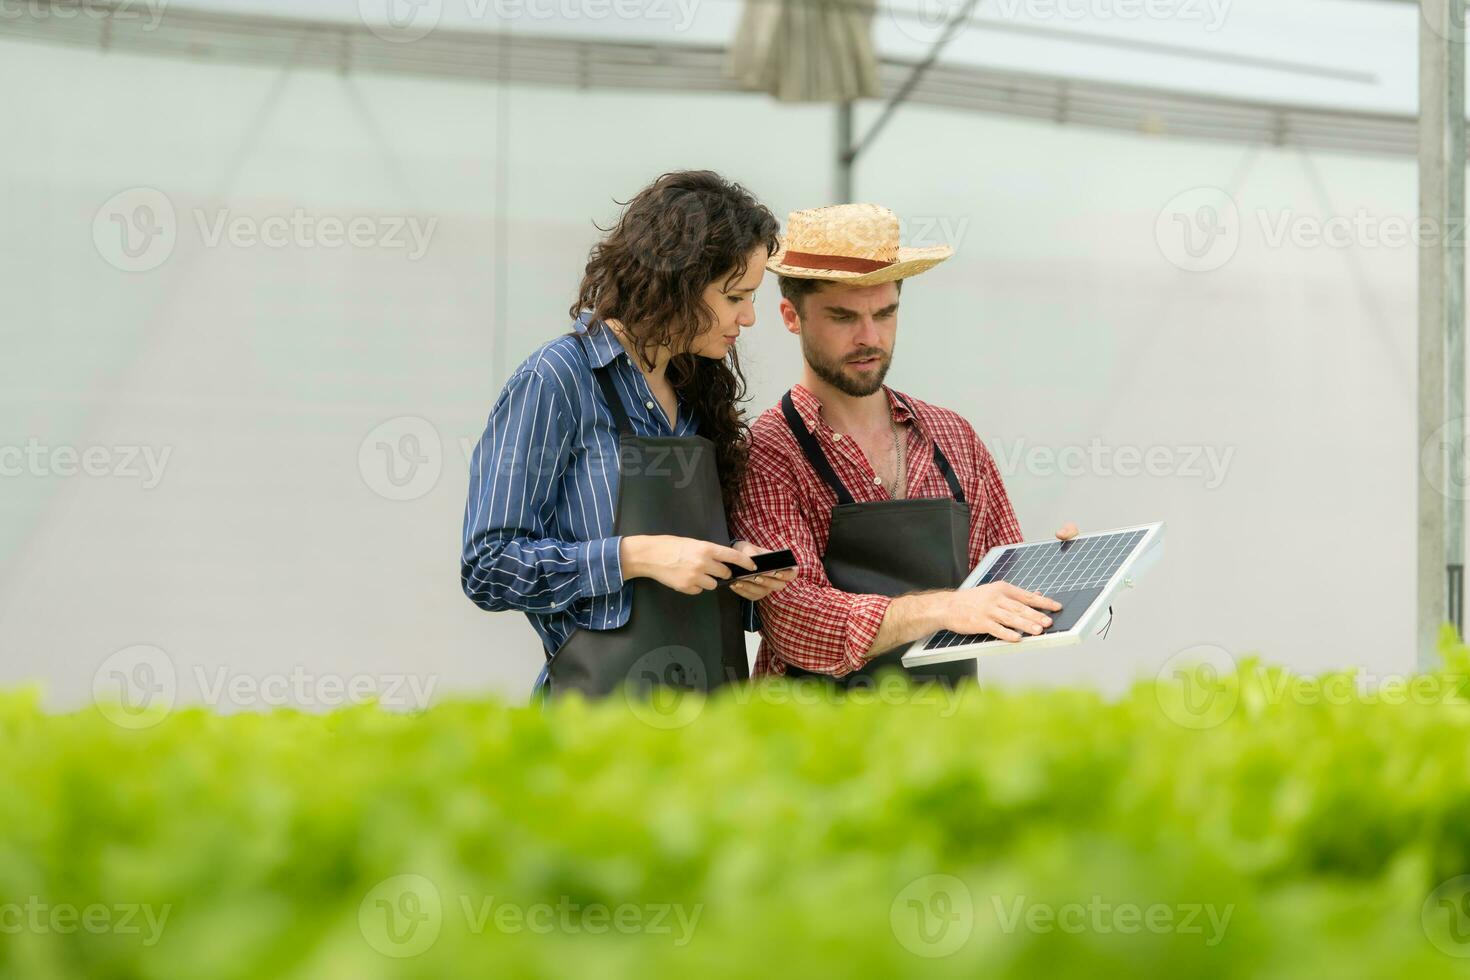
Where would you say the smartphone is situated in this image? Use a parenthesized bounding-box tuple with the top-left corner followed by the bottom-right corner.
(723, 548, 797, 582)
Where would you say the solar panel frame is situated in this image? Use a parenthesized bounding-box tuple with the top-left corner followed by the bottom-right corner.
(900, 522, 1164, 668)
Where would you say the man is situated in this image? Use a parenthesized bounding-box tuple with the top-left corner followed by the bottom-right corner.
(732, 203, 1078, 685)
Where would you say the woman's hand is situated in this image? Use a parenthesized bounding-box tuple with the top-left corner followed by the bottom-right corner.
(620, 535, 756, 595)
(727, 540, 798, 603)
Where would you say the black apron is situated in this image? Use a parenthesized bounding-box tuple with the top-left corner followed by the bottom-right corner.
(545, 342, 748, 700)
(779, 390, 977, 688)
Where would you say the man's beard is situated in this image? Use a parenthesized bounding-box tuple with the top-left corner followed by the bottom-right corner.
(802, 334, 893, 397)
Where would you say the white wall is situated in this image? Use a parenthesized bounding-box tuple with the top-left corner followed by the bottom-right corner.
(0, 36, 1443, 710)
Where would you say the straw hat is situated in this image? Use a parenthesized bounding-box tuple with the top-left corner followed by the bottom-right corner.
(767, 203, 952, 286)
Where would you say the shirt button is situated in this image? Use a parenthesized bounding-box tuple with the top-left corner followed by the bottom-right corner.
(832, 433, 842, 442)
(645, 400, 655, 410)
(873, 476, 882, 486)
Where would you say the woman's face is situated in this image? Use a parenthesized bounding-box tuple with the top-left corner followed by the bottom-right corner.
(688, 247, 767, 360)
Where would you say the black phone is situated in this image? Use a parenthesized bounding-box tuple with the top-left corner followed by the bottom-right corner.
(723, 548, 797, 582)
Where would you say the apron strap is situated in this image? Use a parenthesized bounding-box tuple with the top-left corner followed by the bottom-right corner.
(577, 330, 634, 436)
(891, 392, 967, 504)
(781, 388, 967, 505)
(781, 391, 855, 506)
(930, 447, 966, 504)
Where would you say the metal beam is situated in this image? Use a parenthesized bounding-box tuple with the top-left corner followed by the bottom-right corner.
(1417, 0, 1466, 667)
(836, 100, 854, 204)
(0, 5, 1439, 158)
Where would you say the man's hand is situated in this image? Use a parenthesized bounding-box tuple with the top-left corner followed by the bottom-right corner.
(868, 582, 1065, 657)
(941, 582, 1062, 642)
(1056, 522, 1080, 541)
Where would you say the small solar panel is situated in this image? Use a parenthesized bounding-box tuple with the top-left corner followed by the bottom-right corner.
(903, 523, 1163, 666)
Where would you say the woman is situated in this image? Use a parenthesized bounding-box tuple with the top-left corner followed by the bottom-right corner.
(461, 171, 795, 699)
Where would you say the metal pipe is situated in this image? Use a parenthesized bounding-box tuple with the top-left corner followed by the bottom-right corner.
(1417, 0, 1466, 665)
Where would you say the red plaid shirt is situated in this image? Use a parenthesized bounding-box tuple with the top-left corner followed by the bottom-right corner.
(731, 383, 1024, 677)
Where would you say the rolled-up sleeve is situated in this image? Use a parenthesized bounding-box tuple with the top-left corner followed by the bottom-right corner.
(731, 439, 887, 677)
(461, 359, 624, 614)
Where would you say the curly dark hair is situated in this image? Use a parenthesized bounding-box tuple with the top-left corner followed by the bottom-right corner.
(571, 171, 780, 515)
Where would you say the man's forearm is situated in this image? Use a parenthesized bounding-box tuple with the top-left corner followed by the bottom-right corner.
(865, 591, 953, 659)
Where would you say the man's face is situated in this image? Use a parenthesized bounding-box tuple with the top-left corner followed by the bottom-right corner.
(782, 280, 900, 397)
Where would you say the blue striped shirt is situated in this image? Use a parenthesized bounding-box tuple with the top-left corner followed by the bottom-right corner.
(460, 314, 709, 683)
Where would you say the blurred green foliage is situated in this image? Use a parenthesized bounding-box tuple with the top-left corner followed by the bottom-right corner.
(6, 629, 1470, 978)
